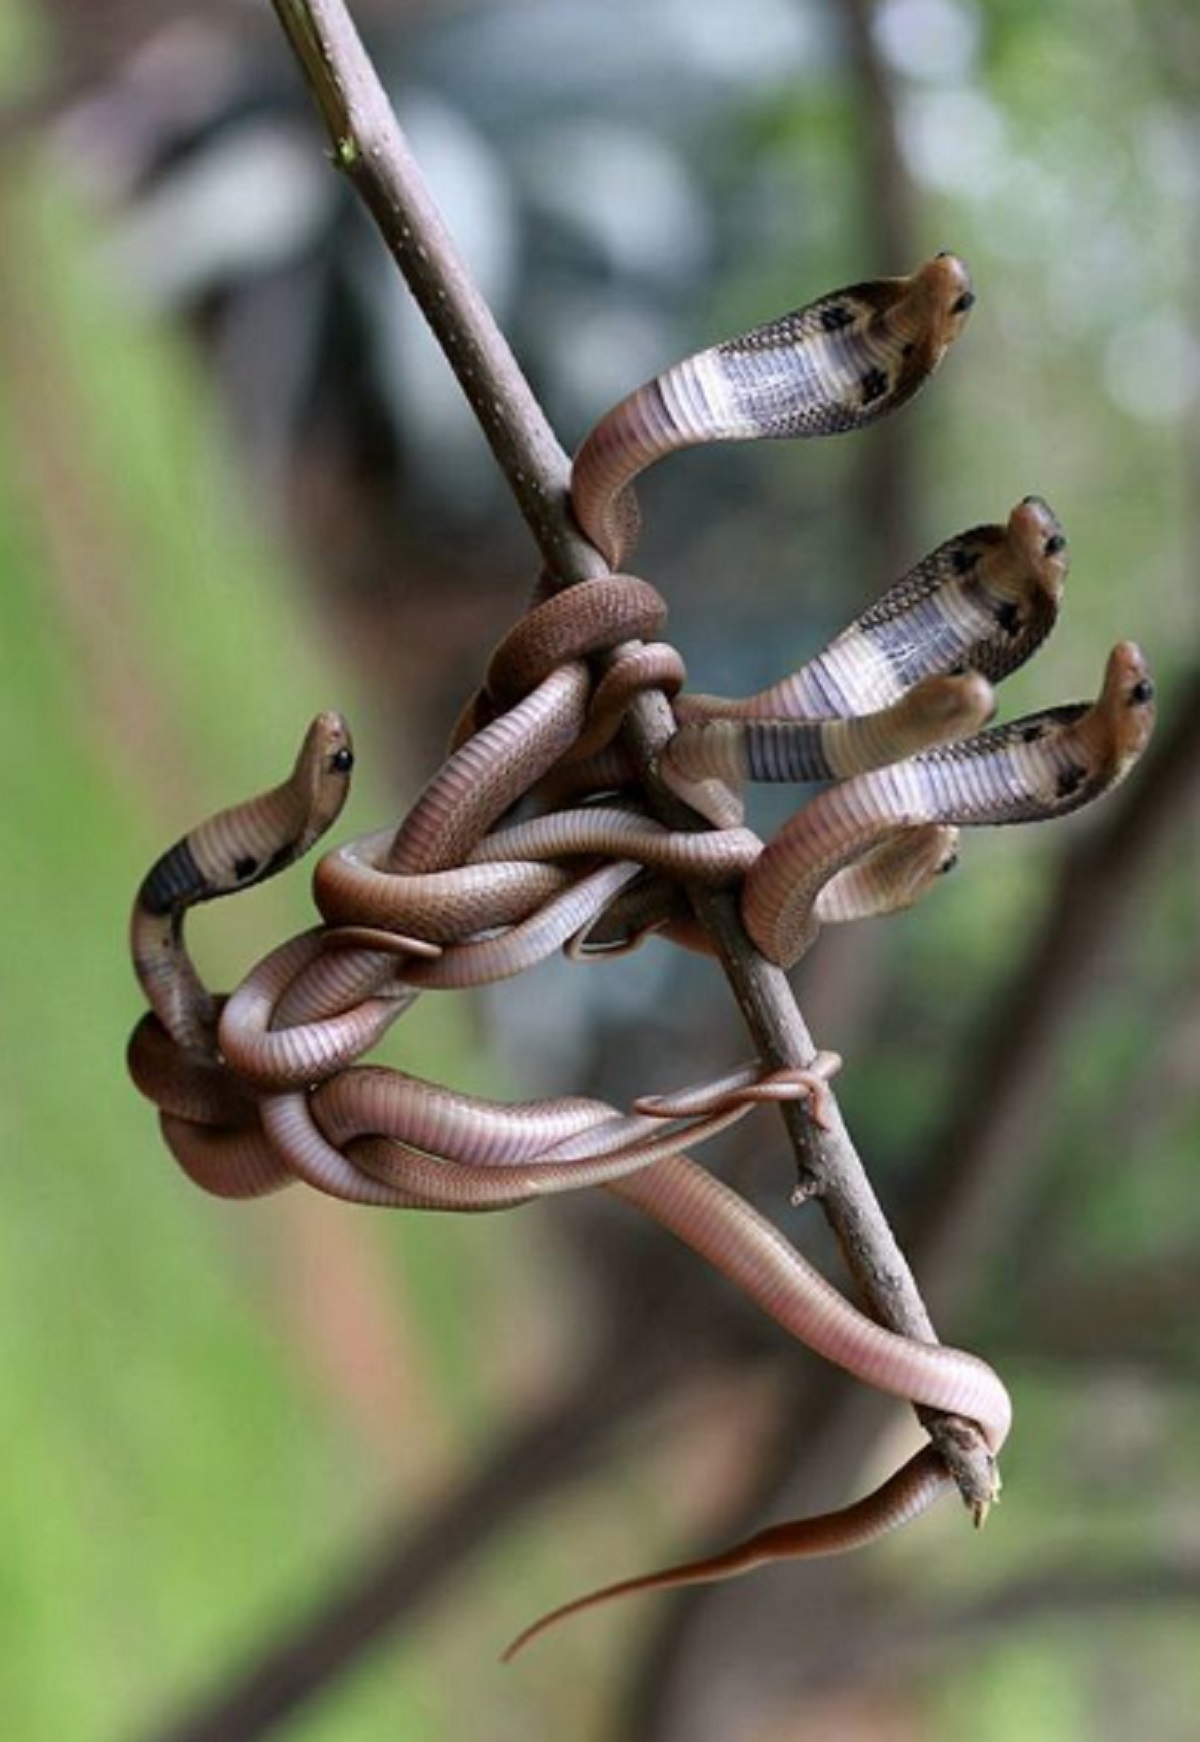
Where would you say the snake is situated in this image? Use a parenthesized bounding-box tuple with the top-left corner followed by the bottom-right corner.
(571, 252, 976, 567)
(126, 713, 837, 1207)
(673, 496, 1068, 728)
(662, 671, 996, 825)
(130, 711, 356, 1053)
(569, 822, 964, 960)
(537, 494, 1067, 825)
(125, 253, 1157, 1654)
(742, 641, 1156, 966)
(501, 652, 1157, 1656)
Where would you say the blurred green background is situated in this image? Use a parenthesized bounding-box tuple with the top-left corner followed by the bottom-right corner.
(2, 1, 1199, 1739)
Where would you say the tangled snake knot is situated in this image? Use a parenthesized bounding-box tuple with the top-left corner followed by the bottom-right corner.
(126, 257, 1156, 1653)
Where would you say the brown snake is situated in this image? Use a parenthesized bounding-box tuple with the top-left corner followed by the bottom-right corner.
(571, 252, 977, 567)
(126, 256, 1155, 1654)
(743, 641, 1156, 966)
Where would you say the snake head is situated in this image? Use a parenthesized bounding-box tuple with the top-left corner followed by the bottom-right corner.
(948, 498, 1067, 685)
(813, 823, 961, 929)
(1007, 497, 1070, 603)
(885, 253, 976, 370)
(1096, 641, 1156, 777)
(864, 823, 963, 905)
(294, 710, 356, 846)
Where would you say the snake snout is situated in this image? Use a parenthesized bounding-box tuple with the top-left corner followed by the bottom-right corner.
(1096, 642, 1156, 771)
(1104, 640, 1152, 699)
(918, 250, 973, 307)
(1009, 497, 1070, 586)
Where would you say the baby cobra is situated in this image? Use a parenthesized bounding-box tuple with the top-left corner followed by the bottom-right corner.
(541, 498, 1066, 821)
(571, 253, 975, 566)
(662, 671, 996, 809)
(505, 635, 1149, 1654)
(743, 642, 1157, 967)
(130, 711, 355, 1053)
(675, 496, 1068, 727)
(658, 499, 1064, 822)
(128, 714, 383, 1193)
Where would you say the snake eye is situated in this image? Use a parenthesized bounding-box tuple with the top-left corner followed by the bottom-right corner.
(330, 747, 355, 774)
(1129, 678, 1154, 706)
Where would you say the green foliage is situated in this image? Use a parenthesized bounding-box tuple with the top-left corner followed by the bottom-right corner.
(0, 165, 492, 1739)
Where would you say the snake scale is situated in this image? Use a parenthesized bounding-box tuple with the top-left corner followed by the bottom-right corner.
(126, 256, 1155, 1655)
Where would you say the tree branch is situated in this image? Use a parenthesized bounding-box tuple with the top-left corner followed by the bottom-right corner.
(266, 0, 996, 1509)
(270, 0, 588, 578)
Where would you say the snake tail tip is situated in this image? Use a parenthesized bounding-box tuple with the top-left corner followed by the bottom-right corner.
(500, 1615, 553, 1664)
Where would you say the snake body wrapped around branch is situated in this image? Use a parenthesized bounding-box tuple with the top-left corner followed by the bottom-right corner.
(126, 255, 1155, 1656)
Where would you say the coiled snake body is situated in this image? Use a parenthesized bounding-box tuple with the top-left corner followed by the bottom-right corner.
(127, 255, 1155, 1656)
